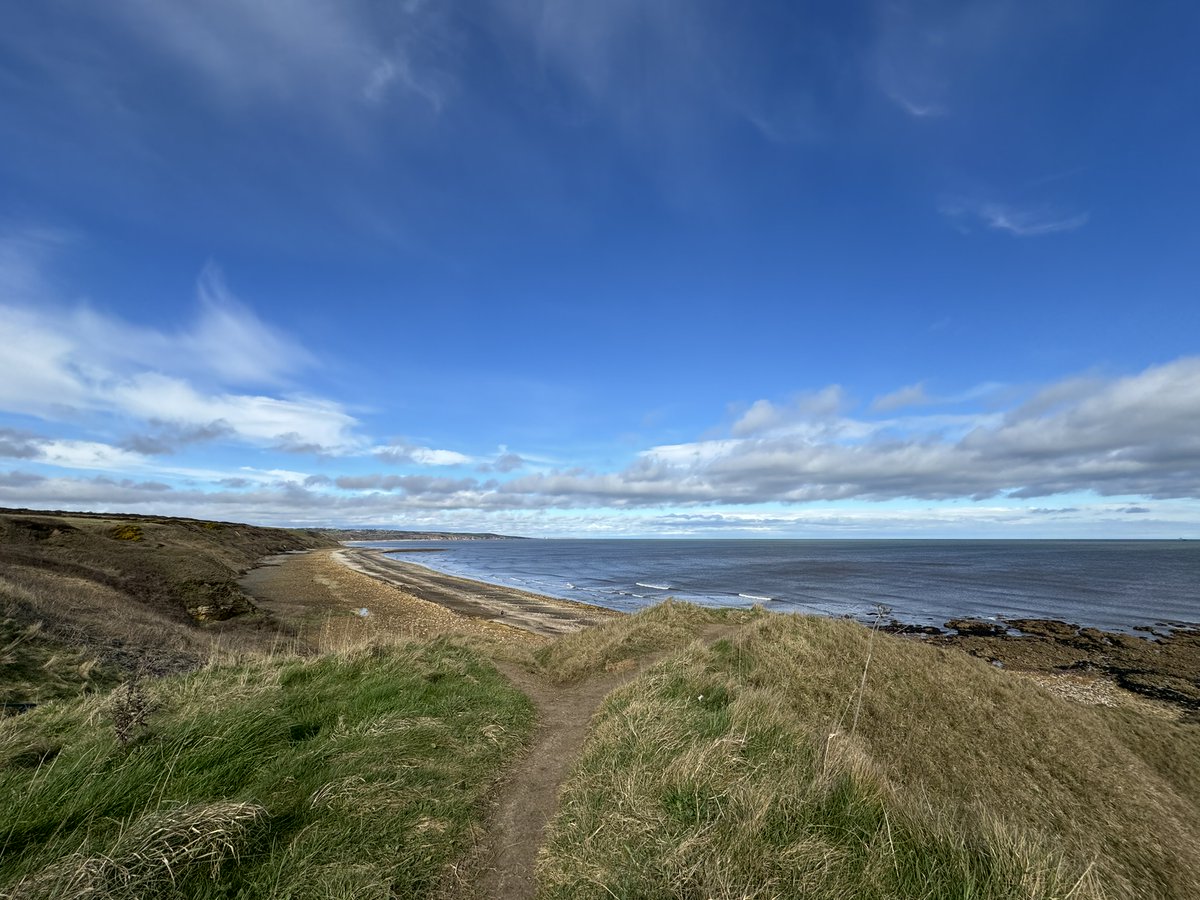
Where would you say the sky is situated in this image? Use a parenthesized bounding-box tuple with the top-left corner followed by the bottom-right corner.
(1, 1, 1198, 538)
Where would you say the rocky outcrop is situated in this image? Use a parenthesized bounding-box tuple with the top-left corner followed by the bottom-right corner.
(180, 580, 257, 623)
(945, 618, 1009, 637)
(926, 619, 1200, 711)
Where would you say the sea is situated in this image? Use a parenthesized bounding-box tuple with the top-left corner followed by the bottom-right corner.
(348, 539, 1200, 633)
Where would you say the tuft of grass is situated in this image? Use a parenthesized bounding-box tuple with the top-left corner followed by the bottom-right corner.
(0, 618, 119, 706)
(0, 639, 534, 898)
(108, 669, 151, 749)
(538, 611, 1200, 899)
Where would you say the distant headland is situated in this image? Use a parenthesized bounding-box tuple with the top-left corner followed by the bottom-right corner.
(322, 528, 525, 541)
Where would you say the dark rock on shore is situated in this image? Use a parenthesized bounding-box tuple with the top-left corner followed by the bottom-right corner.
(1114, 672, 1200, 708)
(945, 618, 1009, 637)
(882, 619, 943, 636)
(1004, 618, 1079, 640)
(924, 617, 1200, 711)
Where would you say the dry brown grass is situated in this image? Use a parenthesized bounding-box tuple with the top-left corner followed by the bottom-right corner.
(7, 801, 266, 899)
(531, 598, 758, 683)
(539, 609, 1200, 899)
(0, 509, 333, 686)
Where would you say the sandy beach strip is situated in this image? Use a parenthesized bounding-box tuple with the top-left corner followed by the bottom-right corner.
(335, 547, 621, 636)
(240, 547, 619, 644)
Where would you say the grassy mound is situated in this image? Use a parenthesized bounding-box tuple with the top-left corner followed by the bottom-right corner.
(0, 639, 534, 899)
(532, 599, 757, 682)
(538, 611, 1200, 899)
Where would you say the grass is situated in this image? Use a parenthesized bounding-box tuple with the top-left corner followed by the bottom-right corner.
(0, 509, 335, 679)
(4, 510, 1198, 899)
(537, 610, 1200, 899)
(1, 618, 119, 706)
(0, 639, 534, 899)
(531, 599, 759, 683)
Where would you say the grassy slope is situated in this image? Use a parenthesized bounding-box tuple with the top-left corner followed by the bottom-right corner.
(0, 509, 332, 693)
(538, 607, 1200, 900)
(4, 510, 1198, 899)
(0, 640, 534, 899)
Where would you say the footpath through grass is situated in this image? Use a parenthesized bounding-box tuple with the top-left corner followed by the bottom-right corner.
(538, 607, 1200, 900)
(0, 639, 534, 899)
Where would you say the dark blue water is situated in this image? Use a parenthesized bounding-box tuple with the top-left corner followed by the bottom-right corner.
(348, 539, 1200, 632)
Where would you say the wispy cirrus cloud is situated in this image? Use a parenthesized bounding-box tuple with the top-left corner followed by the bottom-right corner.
(68, 0, 453, 115)
(940, 198, 1089, 237)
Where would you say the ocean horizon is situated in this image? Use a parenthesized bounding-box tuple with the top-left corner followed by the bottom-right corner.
(349, 538, 1200, 633)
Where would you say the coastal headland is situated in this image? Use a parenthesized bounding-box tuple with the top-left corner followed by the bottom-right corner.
(3, 509, 1199, 898)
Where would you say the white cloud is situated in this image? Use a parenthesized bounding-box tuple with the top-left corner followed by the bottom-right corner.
(108, 374, 359, 454)
(285, 357, 1200, 512)
(868, 0, 1020, 119)
(871, 382, 930, 412)
(732, 386, 847, 436)
(977, 204, 1089, 237)
(0, 247, 363, 455)
(186, 264, 316, 384)
(35, 439, 149, 472)
(102, 0, 449, 115)
(374, 441, 474, 466)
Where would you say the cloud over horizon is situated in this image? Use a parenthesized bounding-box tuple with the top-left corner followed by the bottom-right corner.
(0, 254, 363, 458)
(3, 341, 1198, 535)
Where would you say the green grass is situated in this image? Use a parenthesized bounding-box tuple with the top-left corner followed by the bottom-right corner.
(1, 618, 119, 706)
(537, 609, 1200, 900)
(0, 639, 534, 899)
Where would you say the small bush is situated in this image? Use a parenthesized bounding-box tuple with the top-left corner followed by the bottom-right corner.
(110, 671, 151, 749)
(109, 524, 143, 542)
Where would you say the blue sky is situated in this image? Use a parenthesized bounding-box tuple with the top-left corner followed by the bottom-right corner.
(1, 1, 1198, 537)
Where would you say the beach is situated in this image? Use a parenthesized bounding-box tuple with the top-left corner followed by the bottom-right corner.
(238, 546, 1200, 716)
(239, 547, 619, 644)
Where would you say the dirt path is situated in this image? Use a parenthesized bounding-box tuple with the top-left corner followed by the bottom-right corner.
(241, 549, 737, 898)
(463, 622, 740, 900)
(467, 662, 650, 899)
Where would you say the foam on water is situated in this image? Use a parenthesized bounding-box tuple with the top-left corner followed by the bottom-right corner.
(350, 538, 1200, 632)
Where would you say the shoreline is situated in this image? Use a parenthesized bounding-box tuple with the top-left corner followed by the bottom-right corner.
(247, 548, 1199, 713)
(333, 547, 620, 636)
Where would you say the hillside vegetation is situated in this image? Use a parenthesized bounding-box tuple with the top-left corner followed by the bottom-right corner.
(0, 640, 533, 898)
(537, 606, 1200, 899)
(0, 508, 331, 699)
(2, 512, 1198, 898)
